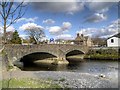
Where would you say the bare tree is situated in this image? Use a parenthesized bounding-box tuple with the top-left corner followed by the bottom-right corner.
(92, 37, 107, 47)
(0, 0, 27, 44)
(25, 27, 45, 44)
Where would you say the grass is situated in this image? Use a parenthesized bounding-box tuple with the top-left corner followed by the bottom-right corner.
(0, 78, 62, 88)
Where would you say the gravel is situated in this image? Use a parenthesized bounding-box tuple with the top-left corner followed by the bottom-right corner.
(2, 71, 118, 88)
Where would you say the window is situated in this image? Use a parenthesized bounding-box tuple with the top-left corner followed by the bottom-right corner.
(111, 39, 114, 43)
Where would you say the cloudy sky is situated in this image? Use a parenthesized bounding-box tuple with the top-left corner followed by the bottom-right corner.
(0, 1, 119, 40)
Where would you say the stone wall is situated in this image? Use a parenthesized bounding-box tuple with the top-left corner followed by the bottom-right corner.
(4, 44, 88, 63)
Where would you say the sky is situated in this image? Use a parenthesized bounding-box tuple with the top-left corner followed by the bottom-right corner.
(0, 1, 119, 40)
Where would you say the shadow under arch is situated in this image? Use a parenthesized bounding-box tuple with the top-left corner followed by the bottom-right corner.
(66, 50, 84, 63)
(20, 52, 57, 66)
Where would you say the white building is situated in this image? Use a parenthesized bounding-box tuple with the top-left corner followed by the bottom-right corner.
(107, 33, 120, 47)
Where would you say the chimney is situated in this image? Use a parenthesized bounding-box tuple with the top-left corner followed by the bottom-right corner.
(77, 33, 79, 37)
(81, 34, 84, 37)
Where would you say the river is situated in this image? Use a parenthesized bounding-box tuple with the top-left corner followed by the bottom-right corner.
(22, 60, 118, 77)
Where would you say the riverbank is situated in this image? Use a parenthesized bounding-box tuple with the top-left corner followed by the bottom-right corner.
(1, 77, 61, 88)
(84, 48, 119, 60)
(1, 71, 118, 88)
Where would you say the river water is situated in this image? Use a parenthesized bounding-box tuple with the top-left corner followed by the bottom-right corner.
(22, 60, 118, 77)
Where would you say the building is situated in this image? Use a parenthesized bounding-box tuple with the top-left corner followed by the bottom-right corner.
(54, 39, 68, 44)
(73, 33, 92, 47)
(73, 33, 85, 45)
(84, 36, 93, 47)
(107, 33, 120, 47)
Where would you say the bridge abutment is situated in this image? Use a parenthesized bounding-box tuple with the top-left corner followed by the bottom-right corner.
(56, 55, 69, 64)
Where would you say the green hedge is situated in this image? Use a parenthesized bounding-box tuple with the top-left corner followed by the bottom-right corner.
(84, 48, 119, 60)
(84, 54, 119, 60)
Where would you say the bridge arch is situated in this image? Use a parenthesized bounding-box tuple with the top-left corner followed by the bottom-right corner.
(66, 50, 84, 57)
(20, 52, 57, 66)
(19, 50, 58, 60)
(66, 49, 85, 58)
(65, 48, 85, 55)
(65, 49, 85, 62)
(21, 51, 57, 59)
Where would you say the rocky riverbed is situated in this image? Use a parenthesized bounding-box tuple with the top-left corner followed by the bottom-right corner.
(2, 71, 118, 88)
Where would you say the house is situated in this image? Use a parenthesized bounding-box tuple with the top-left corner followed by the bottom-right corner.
(72, 33, 93, 47)
(73, 33, 85, 45)
(107, 33, 120, 47)
(84, 36, 93, 47)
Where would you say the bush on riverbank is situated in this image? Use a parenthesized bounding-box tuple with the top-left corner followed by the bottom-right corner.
(84, 48, 119, 60)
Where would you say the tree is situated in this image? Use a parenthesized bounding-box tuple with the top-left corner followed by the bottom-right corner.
(29, 36, 36, 44)
(11, 30, 21, 44)
(92, 37, 107, 47)
(6, 31, 13, 43)
(0, 0, 27, 44)
(25, 27, 45, 44)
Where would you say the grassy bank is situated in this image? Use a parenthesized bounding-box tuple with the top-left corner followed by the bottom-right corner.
(84, 48, 119, 60)
(0, 78, 61, 88)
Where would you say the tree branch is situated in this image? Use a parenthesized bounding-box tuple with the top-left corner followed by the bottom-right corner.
(5, 2, 13, 19)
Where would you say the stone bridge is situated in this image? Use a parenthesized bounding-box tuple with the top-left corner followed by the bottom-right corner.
(4, 44, 89, 65)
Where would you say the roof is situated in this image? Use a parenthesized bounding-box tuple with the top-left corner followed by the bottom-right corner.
(75, 34, 85, 41)
(75, 36, 82, 40)
(108, 33, 120, 39)
(84, 36, 89, 40)
(113, 33, 120, 38)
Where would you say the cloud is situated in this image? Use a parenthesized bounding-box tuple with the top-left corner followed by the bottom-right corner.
(56, 34, 73, 40)
(43, 19, 55, 24)
(85, 2, 115, 23)
(87, 2, 114, 13)
(19, 23, 44, 30)
(49, 22, 72, 35)
(0, 25, 15, 33)
(107, 19, 118, 29)
(0, 26, 2, 34)
(19, 34, 29, 39)
(77, 19, 119, 38)
(31, 1, 84, 14)
(17, 17, 38, 22)
(85, 13, 107, 23)
(62, 22, 72, 30)
(49, 26, 62, 35)
(7, 26, 16, 32)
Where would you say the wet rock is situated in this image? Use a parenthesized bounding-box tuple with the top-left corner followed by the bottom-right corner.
(99, 74, 106, 78)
